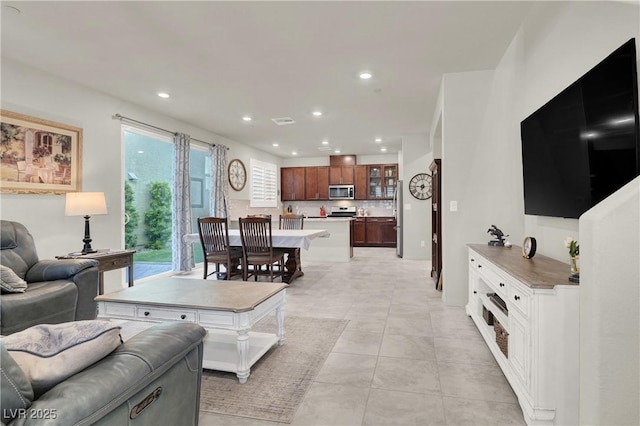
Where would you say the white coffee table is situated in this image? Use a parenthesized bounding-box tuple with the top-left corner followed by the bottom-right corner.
(95, 277, 287, 383)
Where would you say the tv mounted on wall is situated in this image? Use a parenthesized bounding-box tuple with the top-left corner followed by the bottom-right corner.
(521, 38, 640, 219)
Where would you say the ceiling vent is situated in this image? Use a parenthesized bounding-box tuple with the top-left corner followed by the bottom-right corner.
(317, 146, 332, 151)
(271, 117, 296, 126)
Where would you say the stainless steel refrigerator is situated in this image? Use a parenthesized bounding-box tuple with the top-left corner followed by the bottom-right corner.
(393, 181, 403, 257)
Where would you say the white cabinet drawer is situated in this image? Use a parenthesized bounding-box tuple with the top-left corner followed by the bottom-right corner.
(136, 306, 196, 322)
(508, 281, 531, 318)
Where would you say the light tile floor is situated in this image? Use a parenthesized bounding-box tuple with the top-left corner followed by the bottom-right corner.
(198, 247, 526, 426)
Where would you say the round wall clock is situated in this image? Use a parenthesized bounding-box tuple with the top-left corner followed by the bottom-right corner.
(228, 159, 246, 191)
(522, 236, 537, 259)
(408, 173, 433, 200)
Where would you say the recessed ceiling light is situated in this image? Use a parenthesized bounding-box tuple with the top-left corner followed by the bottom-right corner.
(137, 150, 144, 154)
(242, 116, 252, 122)
(292, 151, 297, 156)
(272, 143, 279, 147)
(375, 138, 382, 143)
(380, 148, 387, 152)
(322, 140, 329, 145)
(334, 149, 341, 154)
(312, 111, 323, 117)
(157, 92, 170, 98)
(359, 72, 372, 80)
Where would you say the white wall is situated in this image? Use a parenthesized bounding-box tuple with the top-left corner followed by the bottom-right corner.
(0, 59, 280, 292)
(400, 133, 431, 260)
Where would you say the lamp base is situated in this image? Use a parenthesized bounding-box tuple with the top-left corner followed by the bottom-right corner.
(80, 215, 97, 255)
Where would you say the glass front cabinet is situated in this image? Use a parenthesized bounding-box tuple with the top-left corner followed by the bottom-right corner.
(368, 164, 397, 199)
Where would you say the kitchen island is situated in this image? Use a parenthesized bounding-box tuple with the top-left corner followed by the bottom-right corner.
(302, 217, 353, 263)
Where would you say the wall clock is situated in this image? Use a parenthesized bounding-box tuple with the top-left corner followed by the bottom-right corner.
(522, 236, 537, 259)
(408, 173, 432, 200)
(228, 159, 246, 191)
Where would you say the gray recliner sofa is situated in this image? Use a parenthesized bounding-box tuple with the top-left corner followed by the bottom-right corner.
(2, 321, 207, 426)
(0, 220, 99, 335)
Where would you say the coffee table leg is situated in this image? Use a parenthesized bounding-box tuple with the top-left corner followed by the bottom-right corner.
(276, 304, 286, 346)
(236, 329, 250, 383)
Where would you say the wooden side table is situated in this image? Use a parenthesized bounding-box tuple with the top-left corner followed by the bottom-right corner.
(58, 249, 135, 295)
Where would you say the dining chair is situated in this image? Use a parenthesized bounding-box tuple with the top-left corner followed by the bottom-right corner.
(279, 214, 304, 230)
(197, 217, 243, 280)
(238, 216, 287, 282)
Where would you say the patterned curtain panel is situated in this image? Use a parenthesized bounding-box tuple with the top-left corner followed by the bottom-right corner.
(209, 144, 229, 218)
(172, 133, 194, 272)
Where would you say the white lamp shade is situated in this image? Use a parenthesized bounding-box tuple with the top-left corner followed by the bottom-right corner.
(65, 192, 108, 216)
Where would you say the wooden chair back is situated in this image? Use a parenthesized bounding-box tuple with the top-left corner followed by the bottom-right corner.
(198, 217, 231, 256)
(238, 216, 273, 257)
(279, 214, 304, 230)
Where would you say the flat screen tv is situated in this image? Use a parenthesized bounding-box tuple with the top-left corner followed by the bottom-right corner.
(521, 38, 640, 219)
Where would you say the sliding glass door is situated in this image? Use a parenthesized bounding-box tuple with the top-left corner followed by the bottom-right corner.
(123, 126, 210, 281)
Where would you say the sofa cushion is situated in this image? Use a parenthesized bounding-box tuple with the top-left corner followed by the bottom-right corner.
(0, 280, 78, 335)
(0, 342, 34, 423)
(1, 320, 122, 397)
(0, 264, 27, 293)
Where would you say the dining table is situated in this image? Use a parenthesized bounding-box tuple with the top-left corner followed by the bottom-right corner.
(183, 229, 329, 283)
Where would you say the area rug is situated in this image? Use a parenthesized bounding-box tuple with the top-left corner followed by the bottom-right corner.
(199, 315, 348, 423)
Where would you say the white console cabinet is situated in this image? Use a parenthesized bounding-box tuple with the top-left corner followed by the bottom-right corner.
(466, 244, 579, 425)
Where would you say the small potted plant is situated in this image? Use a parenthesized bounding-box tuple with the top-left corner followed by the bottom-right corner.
(53, 153, 71, 171)
(32, 145, 50, 166)
(564, 236, 580, 277)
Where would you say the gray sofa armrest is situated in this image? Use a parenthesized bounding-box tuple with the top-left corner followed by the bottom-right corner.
(11, 322, 207, 426)
(24, 259, 97, 283)
(24, 259, 99, 321)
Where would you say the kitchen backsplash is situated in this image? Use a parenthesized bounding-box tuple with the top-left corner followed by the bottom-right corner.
(228, 199, 394, 218)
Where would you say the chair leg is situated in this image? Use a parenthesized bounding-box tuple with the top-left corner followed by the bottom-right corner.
(203, 262, 208, 279)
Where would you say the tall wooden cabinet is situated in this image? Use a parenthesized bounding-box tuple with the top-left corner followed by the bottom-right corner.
(305, 167, 329, 200)
(430, 159, 442, 288)
(281, 167, 305, 201)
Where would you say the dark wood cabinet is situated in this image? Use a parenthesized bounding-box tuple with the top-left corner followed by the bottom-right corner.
(367, 164, 397, 199)
(354, 165, 368, 200)
(329, 166, 354, 185)
(281, 167, 305, 201)
(305, 166, 329, 200)
(353, 217, 366, 245)
(353, 217, 396, 247)
(430, 159, 442, 289)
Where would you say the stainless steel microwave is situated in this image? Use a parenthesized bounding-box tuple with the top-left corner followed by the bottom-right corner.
(329, 185, 354, 200)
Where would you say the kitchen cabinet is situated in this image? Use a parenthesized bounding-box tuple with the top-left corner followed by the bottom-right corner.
(466, 244, 579, 426)
(353, 217, 396, 247)
(354, 165, 368, 200)
(281, 167, 305, 201)
(305, 167, 329, 200)
(353, 217, 366, 245)
(367, 164, 397, 199)
(329, 166, 354, 185)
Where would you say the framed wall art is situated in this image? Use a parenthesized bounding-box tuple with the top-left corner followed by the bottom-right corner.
(0, 110, 82, 194)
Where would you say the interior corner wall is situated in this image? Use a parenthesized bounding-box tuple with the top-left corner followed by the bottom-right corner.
(400, 133, 431, 260)
(0, 59, 279, 292)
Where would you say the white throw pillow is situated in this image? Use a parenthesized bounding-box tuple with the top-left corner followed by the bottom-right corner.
(0, 264, 27, 293)
(1, 320, 122, 396)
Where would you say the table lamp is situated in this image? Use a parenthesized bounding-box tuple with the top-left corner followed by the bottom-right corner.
(65, 192, 108, 254)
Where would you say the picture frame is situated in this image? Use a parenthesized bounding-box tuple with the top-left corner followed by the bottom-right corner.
(0, 110, 82, 194)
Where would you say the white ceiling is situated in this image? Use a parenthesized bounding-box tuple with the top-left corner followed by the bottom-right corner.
(1, 1, 535, 157)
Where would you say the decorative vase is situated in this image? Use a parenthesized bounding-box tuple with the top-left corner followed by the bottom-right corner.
(570, 256, 579, 275)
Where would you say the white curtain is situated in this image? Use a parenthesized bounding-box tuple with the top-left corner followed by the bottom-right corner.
(172, 133, 194, 272)
(209, 144, 230, 218)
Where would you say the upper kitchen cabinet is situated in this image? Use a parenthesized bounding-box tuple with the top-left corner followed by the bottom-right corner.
(368, 164, 397, 199)
(305, 166, 329, 200)
(329, 166, 354, 185)
(281, 167, 305, 201)
(354, 165, 368, 200)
